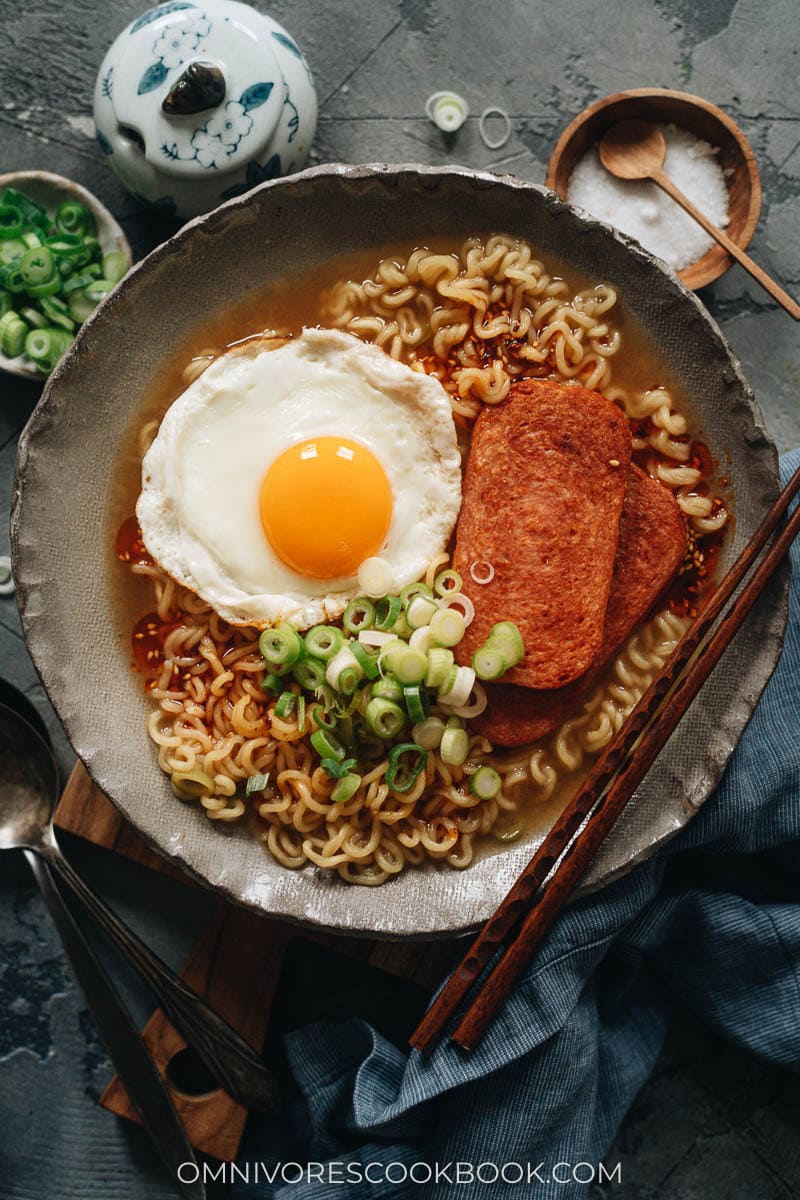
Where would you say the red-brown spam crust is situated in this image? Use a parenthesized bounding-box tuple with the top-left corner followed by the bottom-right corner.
(453, 379, 631, 689)
(474, 464, 687, 747)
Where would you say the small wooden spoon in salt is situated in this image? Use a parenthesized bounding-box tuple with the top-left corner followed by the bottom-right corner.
(599, 119, 800, 319)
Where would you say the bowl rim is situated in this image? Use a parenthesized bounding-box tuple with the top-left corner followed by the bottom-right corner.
(544, 87, 762, 290)
(10, 161, 788, 938)
(0, 169, 133, 382)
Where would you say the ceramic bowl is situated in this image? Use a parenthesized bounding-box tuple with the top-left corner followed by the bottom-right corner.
(0, 170, 132, 381)
(11, 164, 787, 938)
(545, 88, 761, 291)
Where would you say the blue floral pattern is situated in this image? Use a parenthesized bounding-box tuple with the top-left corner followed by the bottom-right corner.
(159, 83, 274, 169)
(138, 13, 211, 95)
(130, 2, 196, 35)
(101, 66, 114, 99)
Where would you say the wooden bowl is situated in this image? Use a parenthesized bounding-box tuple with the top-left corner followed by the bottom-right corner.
(0, 170, 132, 381)
(545, 88, 761, 290)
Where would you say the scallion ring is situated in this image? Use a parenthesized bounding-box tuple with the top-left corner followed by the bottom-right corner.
(245, 773, 270, 795)
(350, 640, 380, 680)
(331, 772, 362, 804)
(429, 607, 466, 648)
(274, 690, 296, 718)
(403, 683, 429, 723)
(412, 716, 445, 750)
(434, 569, 463, 597)
(293, 657, 327, 691)
(469, 765, 502, 800)
(259, 624, 304, 667)
(374, 594, 402, 631)
(357, 555, 394, 599)
(312, 704, 337, 730)
(386, 743, 428, 794)
(310, 728, 345, 761)
(304, 624, 344, 660)
(343, 597, 376, 633)
(365, 697, 405, 740)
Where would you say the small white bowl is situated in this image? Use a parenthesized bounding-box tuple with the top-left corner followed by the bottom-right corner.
(0, 170, 132, 381)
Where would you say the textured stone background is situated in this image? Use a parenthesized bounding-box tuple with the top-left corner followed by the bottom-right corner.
(1, 1, 799, 1197)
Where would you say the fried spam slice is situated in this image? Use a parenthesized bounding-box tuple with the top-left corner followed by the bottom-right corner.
(453, 378, 631, 689)
(474, 464, 687, 747)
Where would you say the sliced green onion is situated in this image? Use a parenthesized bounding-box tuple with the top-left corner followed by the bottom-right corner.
(56, 200, 94, 236)
(469, 765, 502, 800)
(19, 306, 47, 329)
(304, 624, 344, 660)
(26, 276, 60, 298)
(274, 690, 296, 718)
(68, 288, 96, 323)
(430, 607, 466, 648)
(472, 643, 508, 681)
(434, 569, 463, 597)
(320, 755, 346, 778)
(440, 722, 469, 766)
(24, 327, 58, 364)
(21, 230, 42, 249)
(0, 290, 10, 316)
(260, 672, 284, 694)
(399, 580, 434, 607)
(39, 296, 75, 332)
(171, 768, 215, 800)
(403, 683, 429, 723)
(488, 621, 525, 666)
(103, 250, 128, 284)
(1, 187, 50, 230)
(63, 268, 97, 295)
(406, 594, 439, 629)
(350, 640, 380, 680)
(311, 728, 345, 761)
(374, 594, 402, 631)
(408, 625, 434, 654)
(371, 674, 403, 703)
(20, 246, 55, 286)
(358, 628, 396, 648)
(259, 624, 304, 667)
(450, 680, 488, 719)
(332, 772, 362, 804)
(386, 743, 428, 794)
(392, 611, 412, 639)
(293, 657, 327, 691)
(358, 555, 394, 598)
(296, 694, 306, 732)
(365, 696, 405, 739)
(439, 592, 475, 626)
(0, 205, 23, 240)
(1, 315, 27, 358)
(0, 238, 26, 265)
(84, 278, 114, 303)
(439, 665, 476, 709)
(342, 597, 375, 633)
(425, 647, 454, 689)
(326, 645, 363, 692)
(245, 772, 270, 795)
(312, 704, 337, 730)
(393, 646, 428, 685)
(412, 716, 446, 750)
(377, 637, 406, 676)
(3, 264, 26, 293)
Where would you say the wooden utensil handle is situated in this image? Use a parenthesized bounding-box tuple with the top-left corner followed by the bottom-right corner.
(653, 168, 800, 319)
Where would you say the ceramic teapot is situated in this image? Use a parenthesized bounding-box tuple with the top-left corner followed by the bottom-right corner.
(93, 0, 317, 219)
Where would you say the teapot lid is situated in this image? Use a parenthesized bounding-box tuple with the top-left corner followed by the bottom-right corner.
(109, 2, 284, 179)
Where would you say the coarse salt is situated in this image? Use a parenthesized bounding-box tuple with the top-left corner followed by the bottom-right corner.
(566, 123, 730, 270)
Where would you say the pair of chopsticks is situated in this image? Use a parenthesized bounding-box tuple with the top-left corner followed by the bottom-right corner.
(411, 463, 800, 1055)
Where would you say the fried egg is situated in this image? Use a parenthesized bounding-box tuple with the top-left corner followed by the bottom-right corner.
(136, 328, 462, 627)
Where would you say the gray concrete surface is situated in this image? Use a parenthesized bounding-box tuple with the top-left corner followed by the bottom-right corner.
(1, 1, 799, 1197)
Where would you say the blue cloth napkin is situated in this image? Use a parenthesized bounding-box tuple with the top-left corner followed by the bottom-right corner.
(232, 450, 800, 1200)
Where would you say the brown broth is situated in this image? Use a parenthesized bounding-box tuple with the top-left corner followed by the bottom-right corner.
(108, 237, 731, 858)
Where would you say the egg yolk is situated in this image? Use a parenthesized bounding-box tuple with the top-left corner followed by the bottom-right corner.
(259, 437, 393, 579)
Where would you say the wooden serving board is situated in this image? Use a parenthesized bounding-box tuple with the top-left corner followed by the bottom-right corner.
(54, 763, 460, 1160)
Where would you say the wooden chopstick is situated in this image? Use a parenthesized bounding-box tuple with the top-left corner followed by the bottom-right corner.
(410, 463, 800, 1055)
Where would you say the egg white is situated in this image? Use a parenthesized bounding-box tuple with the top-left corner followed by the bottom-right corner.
(136, 328, 462, 627)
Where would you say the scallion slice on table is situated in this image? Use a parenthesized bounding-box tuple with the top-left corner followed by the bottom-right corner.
(0, 187, 129, 375)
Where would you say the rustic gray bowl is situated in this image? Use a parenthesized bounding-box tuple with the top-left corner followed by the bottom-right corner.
(11, 164, 788, 938)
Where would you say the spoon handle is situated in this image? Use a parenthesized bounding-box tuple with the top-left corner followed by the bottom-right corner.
(42, 839, 279, 1113)
(25, 850, 206, 1200)
(652, 168, 800, 319)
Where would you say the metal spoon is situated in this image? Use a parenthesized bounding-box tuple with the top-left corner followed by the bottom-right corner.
(1, 702, 205, 1198)
(598, 118, 800, 319)
(0, 701, 279, 1113)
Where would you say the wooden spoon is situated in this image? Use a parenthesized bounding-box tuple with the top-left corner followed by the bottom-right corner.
(599, 119, 800, 319)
